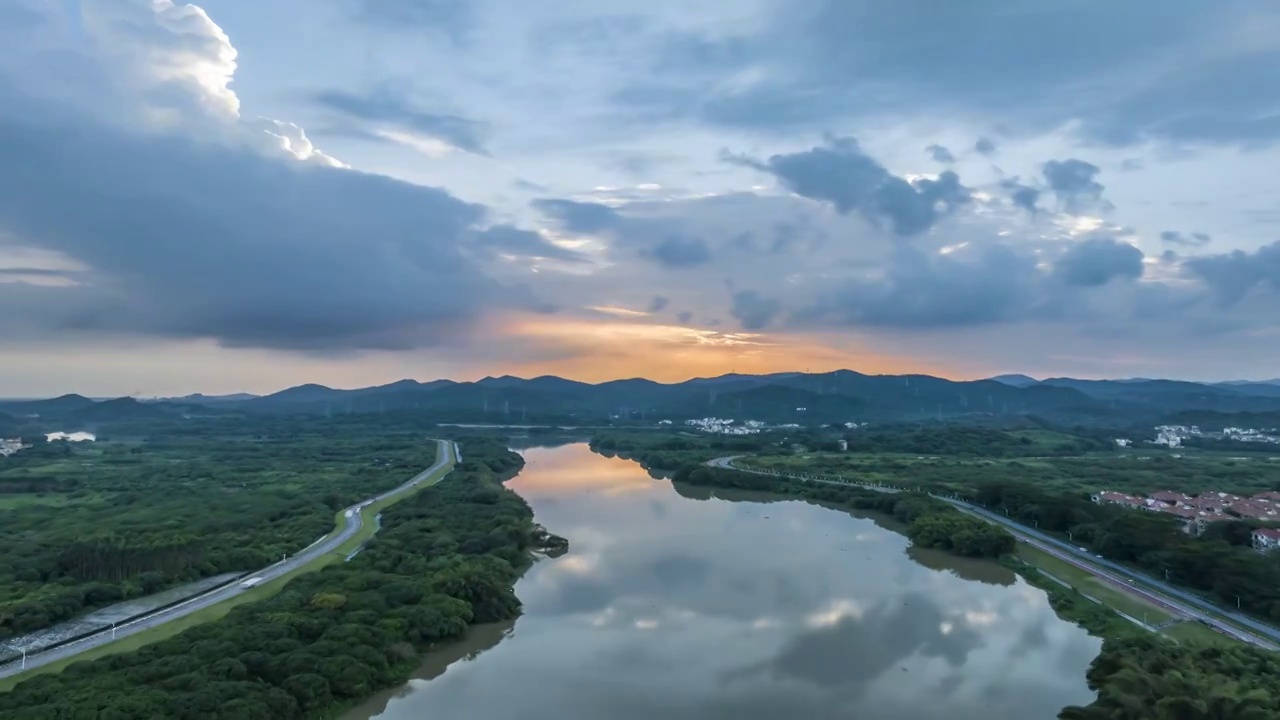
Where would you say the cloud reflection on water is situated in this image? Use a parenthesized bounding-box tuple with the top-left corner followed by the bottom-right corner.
(351, 443, 1099, 720)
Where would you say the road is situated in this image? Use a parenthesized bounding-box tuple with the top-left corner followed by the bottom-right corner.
(706, 455, 1280, 650)
(0, 439, 455, 681)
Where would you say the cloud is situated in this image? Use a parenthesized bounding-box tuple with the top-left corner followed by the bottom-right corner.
(472, 225, 589, 264)
(798, 243, 1042, 329)
(610, 1, 1280, 149)
(974, 137, 997, 156)
(1184, 242, 1280, 307)
(312, 89, 490, 155)
(533, 198, 624, 234)
(729, 289, 783, 330)
(350, 0, 473, 40)
(0, 0, 541, 353)
(1160, 230, 1212, 247)
(999, 179, 1040, 215)
(532, 196, 722, 269)
(1053, 238, 1144, 287)
(727, 136, 970, 236)
(513, 178, 548, 192)
(926, 144, 955, 164)
(645, 235, 712, 268)
(647, 295, 670, 312)
(1042, 159, 1111, 214)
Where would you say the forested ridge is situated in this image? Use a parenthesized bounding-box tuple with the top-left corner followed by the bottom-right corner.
(0, 431, 439, 639)
(0, 438, 538, 719)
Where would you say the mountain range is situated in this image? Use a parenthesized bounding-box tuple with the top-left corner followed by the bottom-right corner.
(9, 371, 1280, 430)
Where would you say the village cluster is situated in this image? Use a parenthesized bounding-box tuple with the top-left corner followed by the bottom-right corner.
(1093, 489, 1280, 552)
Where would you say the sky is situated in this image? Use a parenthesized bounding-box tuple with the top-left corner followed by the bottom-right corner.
(2, 0, 1280, 397)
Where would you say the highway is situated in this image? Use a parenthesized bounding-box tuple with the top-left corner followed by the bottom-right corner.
(0, 439, 455, 681)
(706, 455, 1280, 650)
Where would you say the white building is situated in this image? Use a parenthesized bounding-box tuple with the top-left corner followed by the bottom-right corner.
(1252, 528, 1280, 553)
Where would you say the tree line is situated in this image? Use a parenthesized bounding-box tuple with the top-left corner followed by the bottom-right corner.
(0, 439, 538, 719)
(672, 465, 1014, 559)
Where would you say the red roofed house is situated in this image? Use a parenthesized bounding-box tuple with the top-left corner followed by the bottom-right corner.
(1251, 528, 1280, 553)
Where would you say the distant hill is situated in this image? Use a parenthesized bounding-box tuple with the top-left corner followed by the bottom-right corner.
(988, 374, 1038, 387)
(154, 392, 259, 405)
(0, 394, 97, 418)
(211, 369, 1112, 425)
(23, 370, 1280, 429)
(76, 397, 167, 422)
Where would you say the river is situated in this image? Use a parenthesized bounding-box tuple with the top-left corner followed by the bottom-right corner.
(346, 443, 1100, 719)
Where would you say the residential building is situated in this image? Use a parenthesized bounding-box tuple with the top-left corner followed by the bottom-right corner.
(1252, 528, 1280, 553)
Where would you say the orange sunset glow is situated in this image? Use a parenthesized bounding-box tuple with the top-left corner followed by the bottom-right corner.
(505, 447, 659, 497)
(475, 313, 954, 384)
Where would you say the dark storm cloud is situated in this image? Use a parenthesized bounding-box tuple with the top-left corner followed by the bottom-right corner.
(472, 224, 588, 263)
(1042, 159, 1111, 214)
(611, 1, 1278, 148)
(312, 89, 490, 155)
(647, 295, 670, 313)
(1000, 179, 1040, 215)
(797, 243, 1040, 328)
(727, 136, 970, 236)
(1053, 238, 1144, 287)
(1184, 242, 1280, 306)
(1160, 230, 1212, 248)
(925, 144, 955, 164)
(974, 137, 997, 156)
(729, 289, 782, 330)
(645, 235, 711, 268)
(0, 93, 534, 352)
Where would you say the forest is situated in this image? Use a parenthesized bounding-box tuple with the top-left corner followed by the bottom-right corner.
(0, 421, 440, 639)
(1058, 635, 1280, 719)
(0, 438, 537, 719)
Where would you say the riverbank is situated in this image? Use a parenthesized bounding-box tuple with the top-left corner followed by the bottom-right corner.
(662, 453, 1280, 716)
(0, 439, 544, 719)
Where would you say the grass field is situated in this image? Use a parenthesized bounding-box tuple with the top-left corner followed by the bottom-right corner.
(1164, 620, 1241, 646)
(0, 494, 71, 510)
(1016, 545, 1173, 625)
(0, 448, 455, 691)
(750, 451, 1280, 497)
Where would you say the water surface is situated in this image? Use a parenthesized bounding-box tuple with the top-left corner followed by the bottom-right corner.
(348, 443, 1099, 719)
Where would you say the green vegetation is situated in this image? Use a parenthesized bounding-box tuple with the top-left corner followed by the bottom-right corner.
(746, 451, 1280, 497)
(1058, 635, 1280, 719)
(1005, 556, 1147, 640)
(1015, 546, 1171, 625)
(0, 439, 537, 719)
(0, 424, 438, 641)
(673, 465, 1015, 559)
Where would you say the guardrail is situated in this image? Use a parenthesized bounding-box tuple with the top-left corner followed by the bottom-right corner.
(0, 527, 331, 674)
(0, 570, 254, 671)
